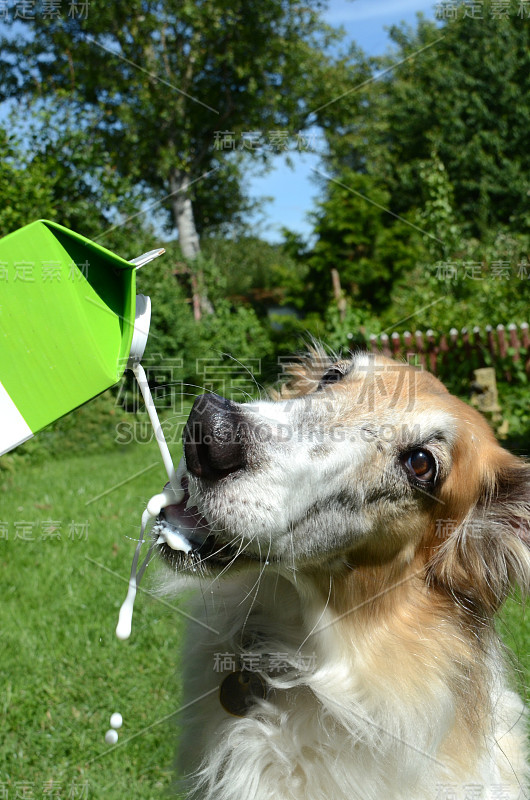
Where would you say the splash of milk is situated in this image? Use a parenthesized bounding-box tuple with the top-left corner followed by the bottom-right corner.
(115, 363, 185, 641)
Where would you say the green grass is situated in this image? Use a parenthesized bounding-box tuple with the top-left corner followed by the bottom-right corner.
(0, 437, 189, 799)
(1, 411, 529, 799)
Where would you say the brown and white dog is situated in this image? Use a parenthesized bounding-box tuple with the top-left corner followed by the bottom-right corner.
(154, 348, 530, 800)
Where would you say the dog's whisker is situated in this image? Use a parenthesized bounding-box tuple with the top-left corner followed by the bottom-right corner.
(237, 536, 271, 609)
(239, 538, 267, 638)
(205, 537, 257, 588)
(295, 573, 333, 656)
(214, 351, 265, 396)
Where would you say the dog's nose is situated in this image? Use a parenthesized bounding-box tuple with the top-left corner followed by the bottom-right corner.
(184, 393, 246, 479)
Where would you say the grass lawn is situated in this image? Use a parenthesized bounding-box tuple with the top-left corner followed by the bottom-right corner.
(1, 410, 529, 799)
(0, 434, 189, 800)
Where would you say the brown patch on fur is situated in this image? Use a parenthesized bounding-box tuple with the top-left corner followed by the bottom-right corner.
(276, 347, 530, 618)
(428, 452, 530, 617)
(312, 555, 491, 769)
(321, 353, 453, 427)
(272, 343, 530, 658)
(271, 343, 334, 399)
(283, 346, 530, 764)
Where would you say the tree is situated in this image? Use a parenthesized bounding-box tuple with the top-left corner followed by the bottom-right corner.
(0, 104, 156, 255)
(293, 0, 530, 345)
(307, 170, 426, 313)
(0, 0, 344, 263)
(321, 2, 530, 239)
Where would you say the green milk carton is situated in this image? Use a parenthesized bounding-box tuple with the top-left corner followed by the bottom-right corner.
(0, 219, 163, 456)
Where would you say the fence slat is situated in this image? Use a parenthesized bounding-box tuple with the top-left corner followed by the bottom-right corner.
(426, 329, 437, 374)
(485, 325, 496, 361)
(415, 330, 426, 369)
(508, 323, 520, 361)
(497, 324, 507, 358)
(521, 323, 530, 376)
(391, 331, 401, 359)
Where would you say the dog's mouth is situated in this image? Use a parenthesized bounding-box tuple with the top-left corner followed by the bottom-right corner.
(153, 480, 257, 574)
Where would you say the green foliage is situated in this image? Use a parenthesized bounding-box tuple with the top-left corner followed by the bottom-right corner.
(0, 107, 150, 257)
(377, 229, 530, 336)
(0, 127, 56, 235)
(198, 299, 273, 397)
(326, 2, 530, 239)
(322, 302, 379, 354)
(300, 1, 530, 355)
(265, 310, 323, 364)
(201, 235, 308, 310)
(384, 3, 530, 237)
(137, 245, 276, 402)
(305, 171, 426, 312)
(500, 384, 530, 455)
(191, 253, 275, 395)
(414, 152, 461, 259)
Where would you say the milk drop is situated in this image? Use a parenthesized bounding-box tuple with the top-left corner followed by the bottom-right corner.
(110, 712, 123, 729)
(115, 577, 137, 641)
(105, 729, 119, 745)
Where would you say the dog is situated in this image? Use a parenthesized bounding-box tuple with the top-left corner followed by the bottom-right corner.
(153, 347, 530, 800)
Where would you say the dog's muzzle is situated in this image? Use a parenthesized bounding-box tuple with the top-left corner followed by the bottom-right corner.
(154, 394, 262, 573)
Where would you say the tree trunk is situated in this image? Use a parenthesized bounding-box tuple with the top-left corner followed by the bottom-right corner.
(170, 168, 201, 261)
(169, 168, 213, 320)
(331, 267, 347, 321)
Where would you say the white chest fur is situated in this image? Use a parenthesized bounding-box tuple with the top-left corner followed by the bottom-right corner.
(168, 573, 528, 800)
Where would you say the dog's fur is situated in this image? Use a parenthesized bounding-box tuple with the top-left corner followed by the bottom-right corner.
(156, 348, 530, 800)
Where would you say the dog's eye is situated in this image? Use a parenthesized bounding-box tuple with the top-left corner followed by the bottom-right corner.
(402, 449, 437, 484)
(318, 366, 344, 389)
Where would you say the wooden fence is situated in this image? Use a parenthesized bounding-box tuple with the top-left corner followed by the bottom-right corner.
(353, 322, 530, 379)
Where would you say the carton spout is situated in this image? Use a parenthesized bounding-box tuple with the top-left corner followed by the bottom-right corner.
(127, 294, 152, 367)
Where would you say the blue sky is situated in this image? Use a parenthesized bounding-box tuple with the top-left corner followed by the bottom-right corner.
(248, 0, 439, 243)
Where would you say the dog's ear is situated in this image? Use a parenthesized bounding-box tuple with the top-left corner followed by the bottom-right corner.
(428, 453, 530, 617)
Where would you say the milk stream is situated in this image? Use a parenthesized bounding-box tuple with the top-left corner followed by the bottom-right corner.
(115, 364, 185, 641)
(108, 365, 187, 744)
